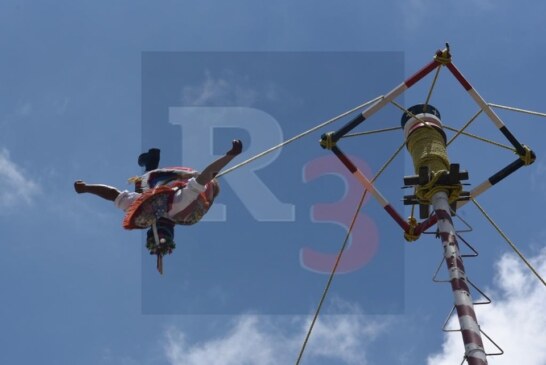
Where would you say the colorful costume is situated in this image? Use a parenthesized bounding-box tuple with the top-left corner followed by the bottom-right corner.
(116, 167, 218, 229)
(75, 140, 241, 274)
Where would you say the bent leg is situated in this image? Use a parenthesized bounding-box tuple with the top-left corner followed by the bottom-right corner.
(74, 180, 121, 202)
(196, 140, 242, 185)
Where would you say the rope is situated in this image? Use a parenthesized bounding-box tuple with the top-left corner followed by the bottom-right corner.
(406, 126, 462, 205)
(424, 66, 442, 112)
(405, 216, 420, 242)
(519, 145, 535, 166)
(407, 127, 450, 174)
(443, 125, 516, 152)
(342, 126, 402, 138)
(409, 190, 417, 222)
(380, 141, 406, 179)
(471, 198, 546, 286)
(434, 45, 452, 65)
(320, 132, 336, 150)
(488, 103, 546, 118)
(295, 188, 367, 365)
(216, 96, 383, 178)
(446, 109, 483, 146)
(295, 142, 404, 364)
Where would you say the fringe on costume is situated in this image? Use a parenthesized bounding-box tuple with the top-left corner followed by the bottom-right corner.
(123, 186, 174, 229)
(123, 168, 217, 229)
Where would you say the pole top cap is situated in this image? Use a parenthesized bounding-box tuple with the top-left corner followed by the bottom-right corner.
(401, 104, 446, 142)
(401, 104, 442, 128)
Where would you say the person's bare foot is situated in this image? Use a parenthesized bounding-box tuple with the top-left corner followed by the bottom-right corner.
(227, 140, 242, 156)
(74, 180, 87, 194)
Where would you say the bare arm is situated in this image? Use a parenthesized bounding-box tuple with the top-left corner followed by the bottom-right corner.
(74, 181, 121, 202)
(196, 140, 242, 186)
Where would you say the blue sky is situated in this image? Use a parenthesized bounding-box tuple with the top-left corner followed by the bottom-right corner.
(1, 1, 545, 365)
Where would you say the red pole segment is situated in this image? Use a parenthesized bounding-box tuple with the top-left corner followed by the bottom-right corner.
(446, 62, 506, 129)
(362, 59, 441, 121)
(331, 59, 441, 142)
(414, 214, 439, 235)
(331, 146, 409, 232)
(405, 59, 441, 88)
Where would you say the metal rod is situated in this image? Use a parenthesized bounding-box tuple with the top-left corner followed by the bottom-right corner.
(152, 221, 163, 274)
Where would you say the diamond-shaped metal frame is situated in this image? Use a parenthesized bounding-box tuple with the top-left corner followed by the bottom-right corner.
(320, 46, 535, 240)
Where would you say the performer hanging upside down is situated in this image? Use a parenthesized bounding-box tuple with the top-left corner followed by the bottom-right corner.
(74, 140, 242, 271)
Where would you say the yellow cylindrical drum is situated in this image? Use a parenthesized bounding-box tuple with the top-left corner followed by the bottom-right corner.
(401, 104, 449, 175)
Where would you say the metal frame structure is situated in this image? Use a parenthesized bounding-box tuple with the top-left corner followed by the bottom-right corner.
(320, 46, 535, 241)
(319, 45, 536, 365)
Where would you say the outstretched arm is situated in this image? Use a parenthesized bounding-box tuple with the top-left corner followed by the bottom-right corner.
(74, 180, 121, 202)
(196, 140, 242, 186)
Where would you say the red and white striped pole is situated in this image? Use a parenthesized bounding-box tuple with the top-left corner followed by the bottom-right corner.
(403, 104, 488, 365)
(432, 192, 487, 365)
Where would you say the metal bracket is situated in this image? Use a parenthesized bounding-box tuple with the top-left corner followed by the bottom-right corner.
(404, 164, 470, 218)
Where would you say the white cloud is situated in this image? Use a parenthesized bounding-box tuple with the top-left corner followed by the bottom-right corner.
(163, 313, 389, 365)
(427, 250, 546, 365)
(181, 70, 260, 107)
(0, 148, 40, 207)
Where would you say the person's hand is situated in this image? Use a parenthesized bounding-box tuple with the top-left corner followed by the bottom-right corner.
(74, 180, 87, 193)
(227, 140, 243, 156)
